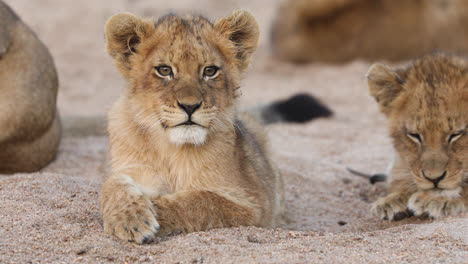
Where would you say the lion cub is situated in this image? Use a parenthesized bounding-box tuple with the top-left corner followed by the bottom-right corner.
(99, 10, 329, 244)
(368, 54, 468, 220)
(0, 1, 61, 173)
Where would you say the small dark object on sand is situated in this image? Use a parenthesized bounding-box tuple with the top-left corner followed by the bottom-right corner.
(346, 167, 387, 184)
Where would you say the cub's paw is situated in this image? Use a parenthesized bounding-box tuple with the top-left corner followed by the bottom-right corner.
(372, 193, 410, 221)
(103, 196, 160, 244)
(408, 190, 466, 219)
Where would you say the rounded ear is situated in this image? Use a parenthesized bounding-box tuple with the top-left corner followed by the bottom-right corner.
(367, 63, 404, 116)
(214, 10, 259, 71)
(105, 13, 155, 76)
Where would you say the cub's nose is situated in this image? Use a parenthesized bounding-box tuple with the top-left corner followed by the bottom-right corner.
(422, 171, 446, 187)
(178, 102, 202, 116)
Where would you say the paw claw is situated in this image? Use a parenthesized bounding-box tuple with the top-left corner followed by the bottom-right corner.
(393, 212, 408, 221)
(142, 235, 154, 244)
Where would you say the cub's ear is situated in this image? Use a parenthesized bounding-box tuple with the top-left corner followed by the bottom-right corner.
(214, 10, 259, 71)
(105, 13, 154, 76)
(367, 63, 404, 116)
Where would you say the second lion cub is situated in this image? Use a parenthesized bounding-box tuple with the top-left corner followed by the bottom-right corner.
(368, 54, 468, 220)
(100, 10, 330, 244)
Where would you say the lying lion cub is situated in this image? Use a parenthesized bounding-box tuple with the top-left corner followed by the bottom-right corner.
(100, 10, 331, 243)
(0, 1, 61, 173)
(368, 54, 468, 220)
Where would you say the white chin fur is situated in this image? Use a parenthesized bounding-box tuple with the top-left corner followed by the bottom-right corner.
(169, 126, 208, 146)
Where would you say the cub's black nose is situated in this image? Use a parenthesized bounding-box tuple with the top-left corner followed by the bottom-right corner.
(178, 102, 201, 116)
(423, 171, 446, 187)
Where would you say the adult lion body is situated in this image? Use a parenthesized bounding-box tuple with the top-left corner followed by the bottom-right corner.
(368, 54, 468, 220)
(100, 10, 331, 244)
(0, 1, 61, 173)
(272, 0, 468, 63)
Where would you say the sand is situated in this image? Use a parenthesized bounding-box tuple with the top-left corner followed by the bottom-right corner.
(1, 0, 467, 263)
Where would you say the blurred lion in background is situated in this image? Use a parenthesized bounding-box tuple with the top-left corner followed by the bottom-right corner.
(0, 0, 61, 173)
(272, 0, 468, 63)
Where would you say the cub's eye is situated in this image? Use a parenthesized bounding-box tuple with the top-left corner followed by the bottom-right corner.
(155, 66, 173, 78)
(203, 66, 219, 79)
(449, 131, 464, 143)
(407, 133, 422, 143)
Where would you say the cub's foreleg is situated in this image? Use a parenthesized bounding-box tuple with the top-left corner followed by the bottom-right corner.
(151, 191, 258, 236)
(99, 175, 160, 244)
(372, 178, 416, 221)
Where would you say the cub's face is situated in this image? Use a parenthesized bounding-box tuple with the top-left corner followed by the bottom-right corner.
(105, 11, 259, 145)
(368, 56, 468, 191)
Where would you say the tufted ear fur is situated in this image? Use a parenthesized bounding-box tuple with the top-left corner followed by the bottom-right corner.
(214, 10, 259, 71)
(367, 63, 405, 116)
(104, 13, 155, 77)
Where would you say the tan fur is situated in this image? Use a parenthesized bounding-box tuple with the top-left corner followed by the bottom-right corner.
(0, 1, 61, 174)
(99, 10, 286, 244)
(368, 54, 468, 220)
(272, 0, 468, 63)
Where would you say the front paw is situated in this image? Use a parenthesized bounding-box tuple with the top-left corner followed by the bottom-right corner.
(408, 190, 466, 219)
(372, 193, 410, 221)
(103, 195, 160, 244)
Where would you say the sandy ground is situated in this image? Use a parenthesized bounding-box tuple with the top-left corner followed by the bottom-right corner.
(1, 0, 467, 263)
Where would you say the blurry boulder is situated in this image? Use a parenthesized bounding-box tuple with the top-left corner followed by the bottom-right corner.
(272, 0, 468, 63)
(0, 0, 61, 173)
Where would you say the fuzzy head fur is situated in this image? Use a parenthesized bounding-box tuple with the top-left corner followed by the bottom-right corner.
(105, 11, 259, 146)
(368, 54, 468, 192)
